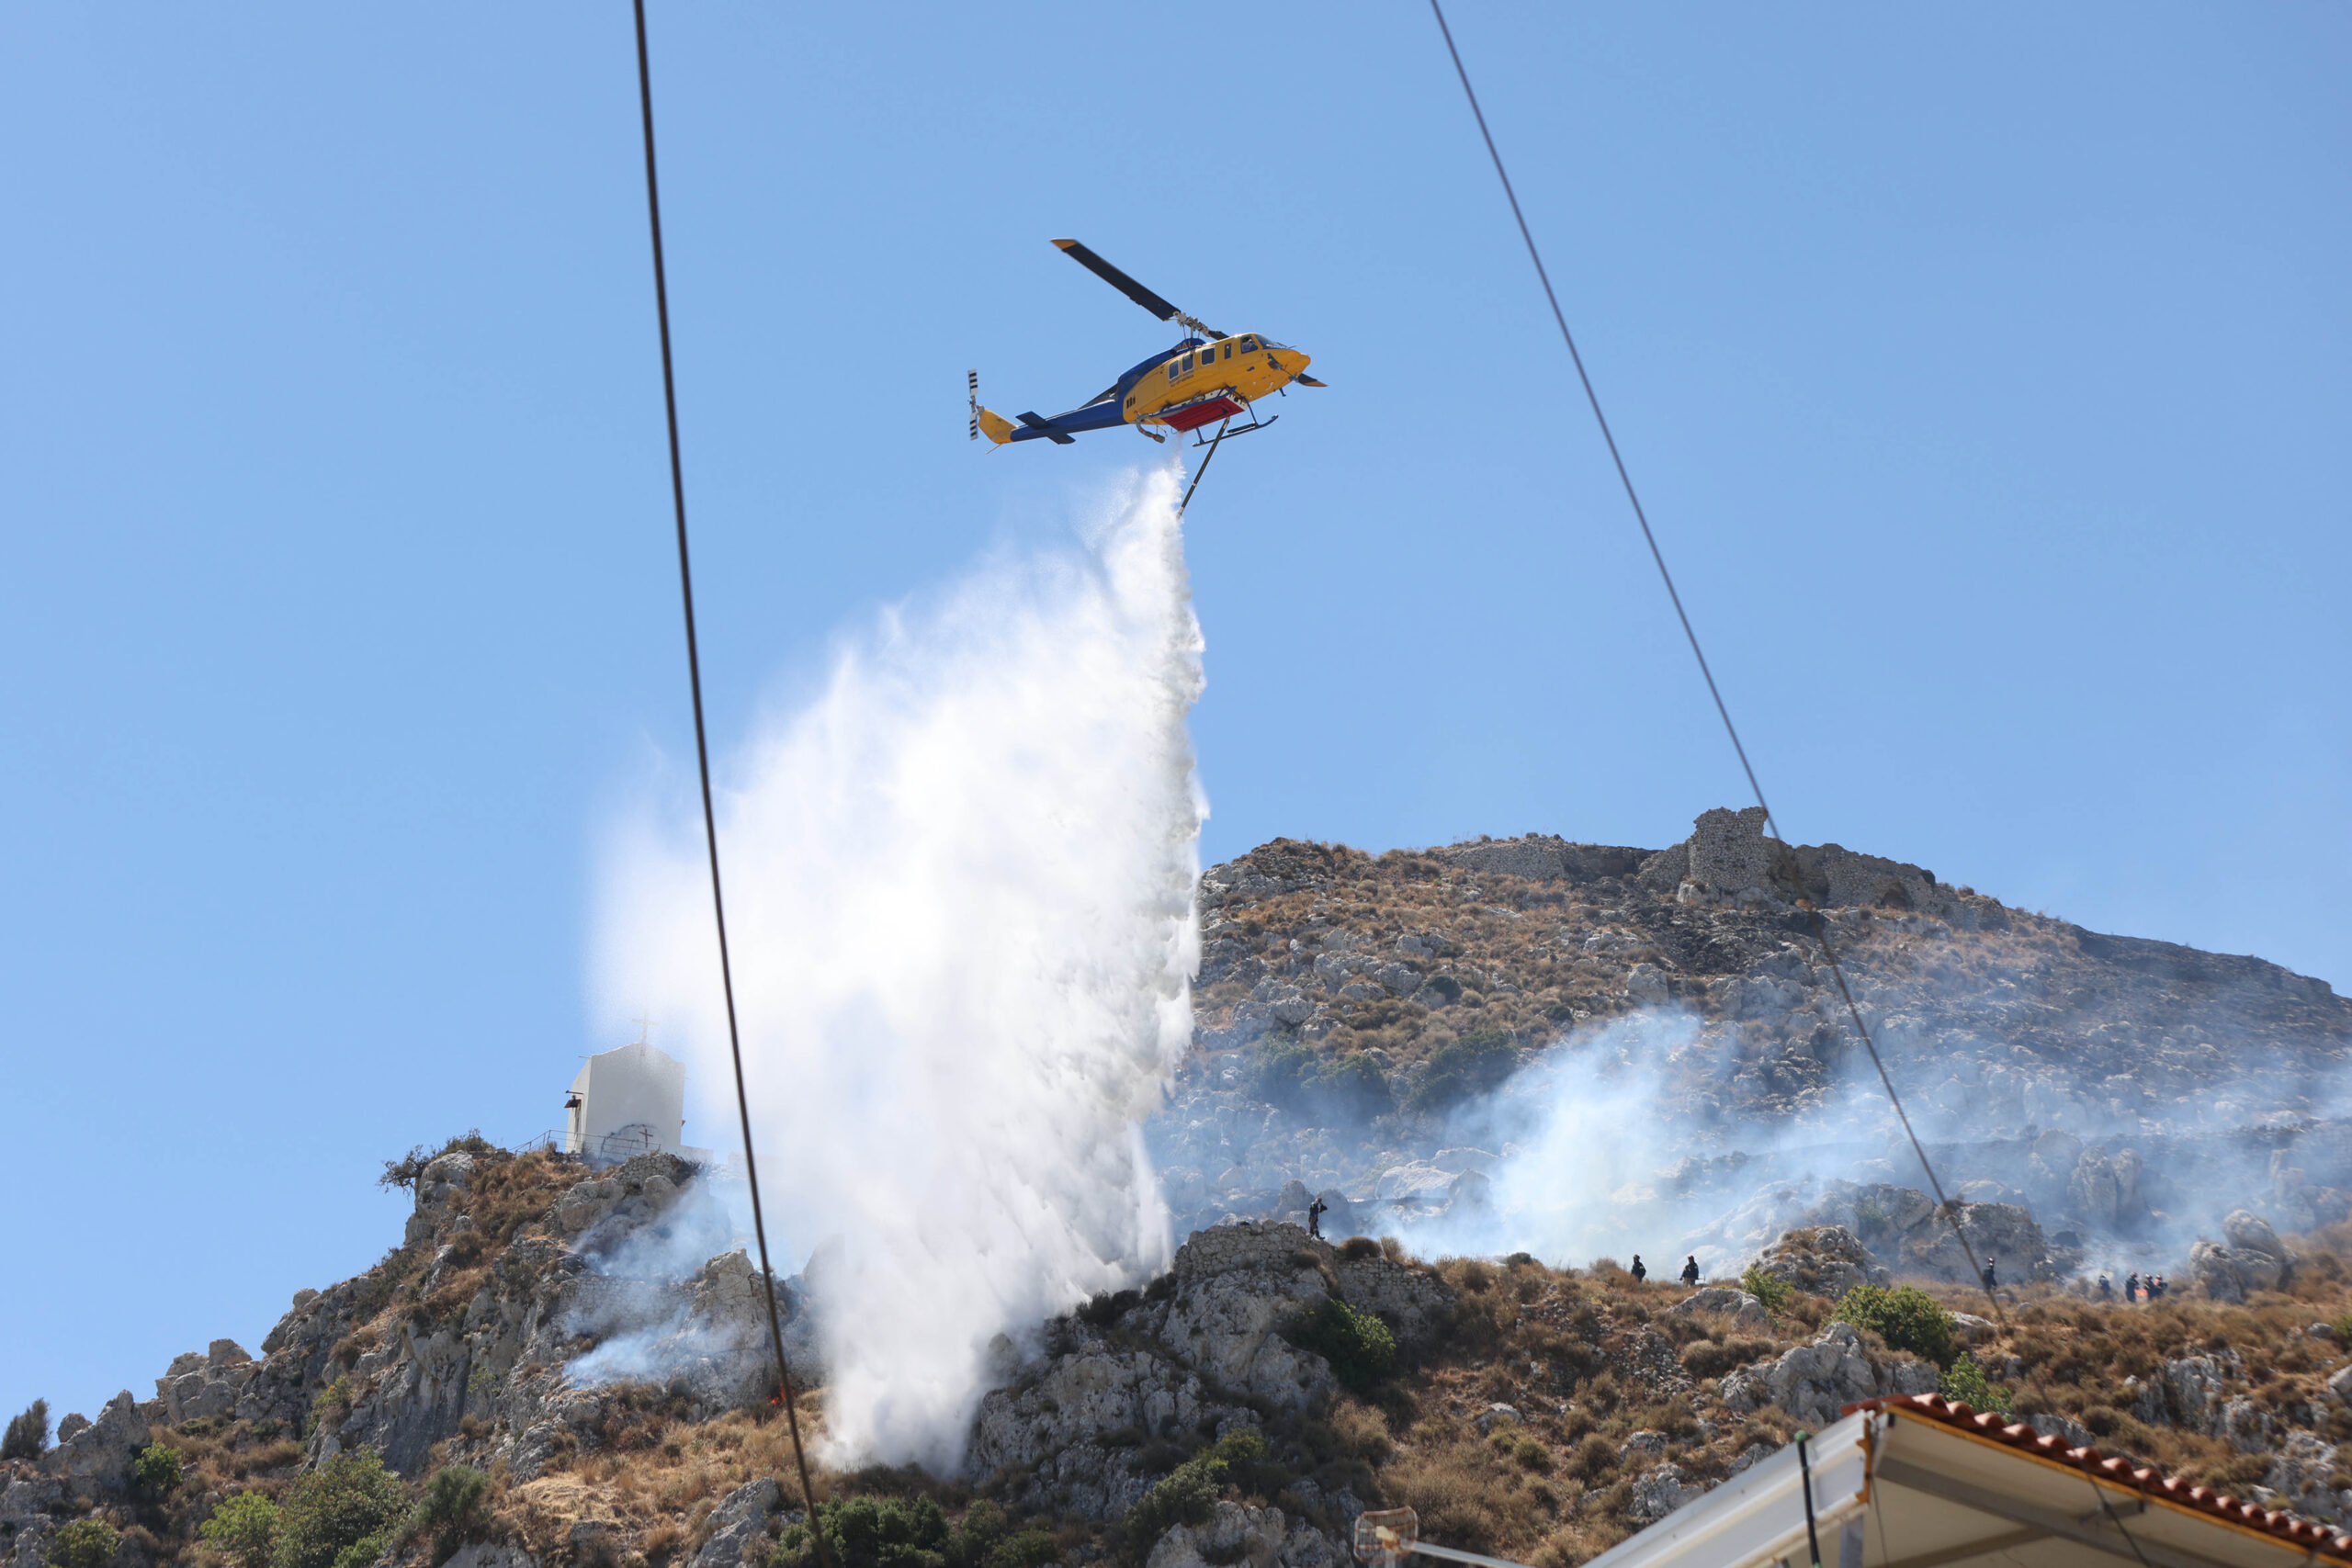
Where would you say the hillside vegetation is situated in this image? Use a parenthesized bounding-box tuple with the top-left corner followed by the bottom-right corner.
(14, 1141, 2352, 1568)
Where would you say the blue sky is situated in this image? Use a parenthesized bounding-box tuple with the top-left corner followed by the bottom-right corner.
(4, 4, 2345, 1423)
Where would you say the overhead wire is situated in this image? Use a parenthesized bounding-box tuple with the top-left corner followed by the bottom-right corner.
(1423, 7, 2160, 1560)
(1421, 0, 2001, 1321)
(626, 2, 831, 1560)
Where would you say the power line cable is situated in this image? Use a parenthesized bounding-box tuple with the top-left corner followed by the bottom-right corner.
(1423, 17, 2159, 1560)
(1421, 0, 2005, 1325)
(627, 2, 831, 1558)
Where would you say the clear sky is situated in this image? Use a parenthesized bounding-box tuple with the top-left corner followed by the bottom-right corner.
(4, 5, 2345, 1425)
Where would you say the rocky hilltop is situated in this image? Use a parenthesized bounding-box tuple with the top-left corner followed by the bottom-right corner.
(8, 812, 2352, 1568)
(17, 1142, 2352, 1568)
(1151, 807, 2352, 1268)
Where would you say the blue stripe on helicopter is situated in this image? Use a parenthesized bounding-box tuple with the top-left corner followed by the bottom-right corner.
(1010, 399, 1132, 443)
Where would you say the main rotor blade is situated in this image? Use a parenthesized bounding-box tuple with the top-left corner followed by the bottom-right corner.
(1052, 238, 1184, 324)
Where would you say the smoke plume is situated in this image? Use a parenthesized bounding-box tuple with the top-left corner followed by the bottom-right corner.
(593, 467, 1205, 1470)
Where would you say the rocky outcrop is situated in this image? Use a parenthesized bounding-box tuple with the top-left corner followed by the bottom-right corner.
(967, 1225, 1453, 1520)
(2192, 1211, 2297, 1302)
(2260, 1432, 2351, 1526)
(1430, 838, 1649, 886)
(1143, 1500, 1345, 1568)
(1177, 818, 2351, 1269)
(1717, 1324, 1939, 1427)
(1751, 1226, 1888, 1302)
(691, 1479, 786, 1568)
(1669, 1289, 1770, 1333)
(38, 1392, 148, 1502)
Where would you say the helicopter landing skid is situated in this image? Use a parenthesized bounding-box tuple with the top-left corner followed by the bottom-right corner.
(1192, 412, 1276, 446)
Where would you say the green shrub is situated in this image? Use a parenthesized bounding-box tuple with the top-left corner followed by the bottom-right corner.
(775, 1495, 949, 1568)
(202, 1492, 284, 1568)
(1739, 1267, 1792, 1317)
(941, 1501, 1004, 1568)
(985, 1532, 1057, 1568)
(1, 1399, 48, 1461)
(1122, 1429, 1269, 1551)
(304, 1377, 353, 1440)
(1835, 1285, 1957, 1370)
(410, 1465, 490, 1563)
(50, 1519, 119, 1568)
(273, 1450, 407, 1568)
(1939, 1353, 2009, 1413)
(135, 1441, 186, 1498)
(329, 1534, 390, 1568)
(1284, 1298, 1396, 1393)
(1404, 1029, 1520, 1114)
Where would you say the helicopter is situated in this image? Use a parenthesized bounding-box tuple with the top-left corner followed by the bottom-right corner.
(970, 239, 1323, 448)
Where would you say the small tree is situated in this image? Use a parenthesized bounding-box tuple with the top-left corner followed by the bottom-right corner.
(1284, 1298, 1396, 1393)
(773, 1495, 947, 1568)
(1740, 1267, 1793, 1317)
(1835, 1284, 1957, 1369)
(1121, 1429, 1270, 1552)
(273, 1450, 407, 1568)
(202, 1493, 284, 1568)
(411, 1465, 490, 1564)
(135, 1441, 186, 1499)
(50, 1520, 119, 1568)
(1, 1398, 49, 1461)
(1939, 1353, 2010, 1412)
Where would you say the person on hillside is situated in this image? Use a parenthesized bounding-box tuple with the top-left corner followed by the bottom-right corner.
(2124, 1271, 2141, 1303)
(1631, 1255, 1647, 1282)
(1681, 1256, 1701, 1288)
(1981, 1258, 1998, 1292)
(2096, 1273, 2112, 1300)
(1307, 1197, 1329, 1239)
(2150, 1273, 2166, 1300)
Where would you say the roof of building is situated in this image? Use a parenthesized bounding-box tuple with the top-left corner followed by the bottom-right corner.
(1850, 1393, 2352, 1561)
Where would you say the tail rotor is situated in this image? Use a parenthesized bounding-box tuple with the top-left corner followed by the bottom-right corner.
(968, 370, 979, 441)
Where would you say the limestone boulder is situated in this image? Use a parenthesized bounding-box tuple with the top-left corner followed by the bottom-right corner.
(691, 1479, 785, 1568)
(1625, 1465, 1699, 1525)
(1334, 1257, 1456, 1347)
(41, 1391, 148, 1500)
(1669, 1289, 1770, 1333)
(2262, 1432, 2350, 1526)
(405, 1152, 479, 1247)
(2191, 1220, 2291, 1303)
(1145, 1502, 1344, 1568)
(551, 1152, 694, 1244)
(1753, 1225, 1888, 1301)
(967, 1332, 1220, 1477)
(1718, 1324, 1937, 1427)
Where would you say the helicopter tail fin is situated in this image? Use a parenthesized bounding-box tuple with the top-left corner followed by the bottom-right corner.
(969, 370, 1017, 446)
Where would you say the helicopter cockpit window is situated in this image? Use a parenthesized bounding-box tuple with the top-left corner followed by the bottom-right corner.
(1238, 335, 1260, 353)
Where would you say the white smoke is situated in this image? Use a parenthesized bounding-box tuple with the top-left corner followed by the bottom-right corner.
(1389, 1010, 1712, 1267)
(591, 466, 1206, 1471)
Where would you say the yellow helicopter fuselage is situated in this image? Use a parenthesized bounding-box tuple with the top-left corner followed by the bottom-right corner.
(1125, 333, 1312, 429)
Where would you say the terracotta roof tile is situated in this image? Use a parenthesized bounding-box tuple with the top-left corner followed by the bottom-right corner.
(1848, 1393, 2352, 1561)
